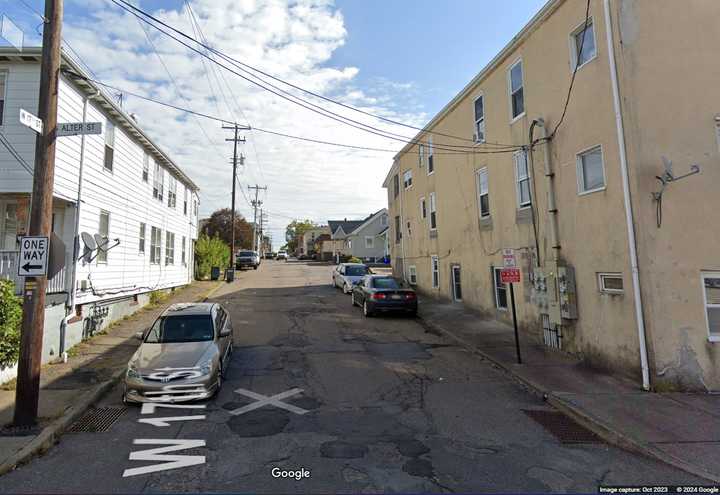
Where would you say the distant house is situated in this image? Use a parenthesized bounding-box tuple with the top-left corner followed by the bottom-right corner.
(299, 226, 330, 256)
(0, 47, 200, 381)
(328, 209, 388, 262)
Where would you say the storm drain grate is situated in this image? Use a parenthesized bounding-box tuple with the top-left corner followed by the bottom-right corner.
(523, 409, 602, 444)
(67, 407, 127, 433)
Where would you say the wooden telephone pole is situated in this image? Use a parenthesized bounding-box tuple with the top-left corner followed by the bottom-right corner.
(222, 124, 248, 274)
(14, 0, 64, 427)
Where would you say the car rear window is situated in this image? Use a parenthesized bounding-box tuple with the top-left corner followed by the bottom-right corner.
(372, 278, 401, 289)
(239, 251, 256, 256)
(345, 266, 369, 276)
(145, 315, 214, 343)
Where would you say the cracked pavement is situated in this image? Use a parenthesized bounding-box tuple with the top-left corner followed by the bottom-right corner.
(1, 261, 704, 493)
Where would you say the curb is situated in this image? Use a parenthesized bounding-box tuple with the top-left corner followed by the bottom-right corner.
(0, 281, 225, 477)
(417, 311, 719, 483)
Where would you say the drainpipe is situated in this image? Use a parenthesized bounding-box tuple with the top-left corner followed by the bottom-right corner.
(535, 119, 560, 264)
(604, 0, 650, 391)
(59, 89, 96, 360)
(397, 171, 407, 283)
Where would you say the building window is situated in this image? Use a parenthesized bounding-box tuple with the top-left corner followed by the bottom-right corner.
(0, 72, 6, 125)
(139, 222, 146, 254)
(103, 121, 115, 172)
(514, 150, 531, 208)
(418, 144, 425, 168)
(142, 153, 149, 182)
(182, 236, 187, 265)
(193, 200, 198, 217)
(577, 145, 605, 194)
(431, 255, 439, 289)
(150, 227, 161, 264)
(409, 265, 417, 285)
(428, 137, 434, 174)
(183, 187, 188, 215)
(365, 236, 374, 248)
(571, 18, 597, 69)
(429, 192, 437, 230)
(168, 176, 177, 208)
(97, 210, 110, 263)
(165, 231, 175, 265)
(598, 272, 623, 294)
(476, 167, 490, 218)
(508, 59, 524, 120)
(394, 215, 401, 243)
(420, 197, 427, 220)
(473, 94, 485, 143)
(452, 265, 462, 301)
(494, 267, 508, 310)
(702, 272, 720, 342)
(153, 162, 164, 201)
(403, 170, 413, 189)
(0, 202, 18, 250)
(393, 174, 399, 198)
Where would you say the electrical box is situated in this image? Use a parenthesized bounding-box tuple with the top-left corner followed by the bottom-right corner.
(531, 268, 549, 314)
(546, 268, 562, 326)
(558, 265, 578, 320)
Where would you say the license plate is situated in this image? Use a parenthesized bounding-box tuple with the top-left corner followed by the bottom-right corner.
(391, 294, 402, 300)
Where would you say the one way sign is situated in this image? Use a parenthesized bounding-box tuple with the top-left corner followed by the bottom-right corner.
(18, 236, 49, 277)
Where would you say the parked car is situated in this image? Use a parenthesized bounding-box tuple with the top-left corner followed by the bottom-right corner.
(123, 303, 233, 403)
(276, 250, 288, 260)
(332, 263, 371, 294)
(236, 250, 260, 270)
(264, 252, 275, 259)
(298, 254, 309, 260)
(351, 275, 417, 317)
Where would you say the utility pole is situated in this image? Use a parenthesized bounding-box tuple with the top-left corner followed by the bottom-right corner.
(14, 0, 64, 427)
(222, 123, 248, 274)
(248, 184, 267, 252)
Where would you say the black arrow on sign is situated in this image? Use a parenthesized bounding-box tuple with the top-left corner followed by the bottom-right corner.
(22, 262, 42, 272)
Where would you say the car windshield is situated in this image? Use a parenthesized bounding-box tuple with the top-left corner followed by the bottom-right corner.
(239, 251, 255, 257)
(373, 278, 401, 289)
(144, 315, 214, 343)
(345, 265, 368, 277)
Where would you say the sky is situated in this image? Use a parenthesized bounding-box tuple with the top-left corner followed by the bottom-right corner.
(1, 0, 546, 247)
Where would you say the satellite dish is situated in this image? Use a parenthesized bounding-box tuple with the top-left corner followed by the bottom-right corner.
(94, 233, 107, 249)
(81, 232, 97, 251)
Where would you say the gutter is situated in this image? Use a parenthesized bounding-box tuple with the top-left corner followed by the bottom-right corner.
(603, 0, 650, 390)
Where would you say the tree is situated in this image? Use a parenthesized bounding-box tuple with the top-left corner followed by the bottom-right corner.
(201, 208, 253, 250)
(285, 219, 320, 252)
(194, 234, 230, 280)
(0, 280, 22, 368)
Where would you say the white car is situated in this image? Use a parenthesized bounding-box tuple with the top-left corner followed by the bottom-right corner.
(332, 263, 371, 294)
(276, 250, 288, 261)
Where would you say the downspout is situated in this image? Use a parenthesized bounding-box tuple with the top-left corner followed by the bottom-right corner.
(604, 0, 650, 391)
(398, 170, 407, 284)
(535, 118, 560, 264)
(59, 89, 96, 360)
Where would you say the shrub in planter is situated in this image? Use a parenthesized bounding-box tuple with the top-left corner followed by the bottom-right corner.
(0, 280, 22, 368)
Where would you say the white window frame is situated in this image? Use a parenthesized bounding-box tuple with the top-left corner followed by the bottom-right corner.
(701, 271, 720, 342)
(183, 187, 188, 215)
(431, 255, 439, 289)
(418, 144, 425, 168)
(150, 227, 162, 264)
(142, 153, 149, 183)
(168, 175, 177, 208)
(429, 192, 437, 230)
(97, 210, 110, 264)
(182, 236, 187, 265)
(153, 162, 164, 202)
(165, 231, 175, 265)
(476, 167, 490, 218)
(365, 236, 374, 249)
(103, 121, 115, 173)
(473, 93, 485, 143)
(570, 17, 597, 71)
(514, 150, 531, 209)
(451, 265, 462, 302)
(408, 265, 417, 285)
(139, 222, 146, 254)
(576, 144, 606, 195)
(0, 71, 7, 127)
(493, 267, 508, 311)
(598, 272, 624, 294)
(507, 58, 525, 123)
(420, 197, 427, 220)
(427, 137, 434, 175)
(403, 169, 413, 189)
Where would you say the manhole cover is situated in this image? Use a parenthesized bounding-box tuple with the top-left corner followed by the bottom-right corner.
(523, 409, 601, 444)
(67, 407, 127, 433)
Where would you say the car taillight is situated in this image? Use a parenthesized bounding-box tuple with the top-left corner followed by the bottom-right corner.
(371, 293, 387, 300)
(404, 293, 416, 300)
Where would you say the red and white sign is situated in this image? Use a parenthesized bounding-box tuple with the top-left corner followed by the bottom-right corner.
(502, 248, 516, 268)
(500, 268, 521, 284)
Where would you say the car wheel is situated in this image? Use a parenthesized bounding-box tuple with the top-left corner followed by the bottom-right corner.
(215, 366, 223, 395)
(253, 266, 258, 270)
(363, 300, 373, 317)
(351, 292, 358, 306)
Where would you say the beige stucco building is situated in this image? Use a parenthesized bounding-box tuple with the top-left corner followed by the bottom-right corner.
(383, 0, 720, 391)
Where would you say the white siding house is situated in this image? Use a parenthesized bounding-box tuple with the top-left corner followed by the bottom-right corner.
(0, 48, 200, 379)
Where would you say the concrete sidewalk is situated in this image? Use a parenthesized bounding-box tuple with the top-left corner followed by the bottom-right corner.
(418, 298, 720, 483)
(0, 280, 222, 476)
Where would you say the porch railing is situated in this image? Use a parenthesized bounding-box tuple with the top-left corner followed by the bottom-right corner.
(0, 250, 67, 295)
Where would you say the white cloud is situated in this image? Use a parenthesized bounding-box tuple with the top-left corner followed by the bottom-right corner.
(63, 0, 423, 245)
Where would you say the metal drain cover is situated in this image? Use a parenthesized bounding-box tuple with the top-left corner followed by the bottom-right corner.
(523, 409, 601, 444)
(67, 407, 127, 433)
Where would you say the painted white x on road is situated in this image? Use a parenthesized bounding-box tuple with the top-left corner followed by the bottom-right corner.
(229, 388, 310, 416)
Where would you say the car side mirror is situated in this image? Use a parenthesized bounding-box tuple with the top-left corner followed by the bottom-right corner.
(135, 330, 145, 341)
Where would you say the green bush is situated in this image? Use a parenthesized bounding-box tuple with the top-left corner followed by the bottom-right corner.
(148, 290, 166, 306)
(0, 280, 22, 368)
(195, 234, 230, 280)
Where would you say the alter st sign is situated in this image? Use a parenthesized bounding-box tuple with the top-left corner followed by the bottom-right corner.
(17, 236, 49, 277)
(57, 121, 103, 137)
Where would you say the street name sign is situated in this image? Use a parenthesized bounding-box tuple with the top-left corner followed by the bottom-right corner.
(18, 236, 49, 277)
(19, 109, 43, 134)
(502, 248, 516, 268)
(57, 121, 102, 137)
(501, 268, 521, 284)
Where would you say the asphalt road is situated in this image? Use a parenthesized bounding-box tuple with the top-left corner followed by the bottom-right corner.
(1, 261, 703, 493)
